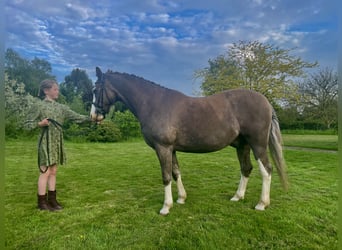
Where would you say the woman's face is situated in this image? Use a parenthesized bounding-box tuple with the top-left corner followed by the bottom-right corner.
(44, 84, 59, 100)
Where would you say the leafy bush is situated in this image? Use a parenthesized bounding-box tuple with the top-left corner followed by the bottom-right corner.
(5, 75, 40, 139)
(63, 122, 91, 142)
(64, 110, 142, 142)
(112, 110, 142, 139)
(86, 120, 122, 142)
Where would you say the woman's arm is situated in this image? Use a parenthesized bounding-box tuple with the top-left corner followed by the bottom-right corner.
(61, 104, 91, 124)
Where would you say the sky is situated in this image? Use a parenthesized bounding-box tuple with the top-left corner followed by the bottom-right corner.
(5, 0, 338, 96)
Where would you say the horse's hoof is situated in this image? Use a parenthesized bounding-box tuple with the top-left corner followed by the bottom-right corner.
(255, 202, 268, 211)
(230, 194, 243, 201)
(159, 208, 170, 215)
(177, 198, 186, 204)
(159, 203, 172, 215)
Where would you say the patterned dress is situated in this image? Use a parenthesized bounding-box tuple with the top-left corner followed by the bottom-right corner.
(25, 99, 90, 168)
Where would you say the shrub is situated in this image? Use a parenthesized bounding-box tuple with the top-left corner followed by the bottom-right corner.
(63, 122, 91, 142)
(86, 120, 122, 142)
(112, 110, 142, 139)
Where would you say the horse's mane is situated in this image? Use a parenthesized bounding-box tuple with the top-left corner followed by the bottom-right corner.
(105, 69, 177, 93)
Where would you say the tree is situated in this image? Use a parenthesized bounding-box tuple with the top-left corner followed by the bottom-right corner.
(299, 68, 337, 129)
(195, 40, 317, 105)
(194, 55, 240, 95)
(5, 48, 54, 96)
(60, 68, 93, 113)
(4, 73, 39, 137)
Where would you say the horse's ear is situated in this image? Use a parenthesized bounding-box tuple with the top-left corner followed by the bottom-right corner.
(96, 67, 102, 78)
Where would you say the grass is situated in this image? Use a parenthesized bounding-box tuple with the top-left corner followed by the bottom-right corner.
(281, 129, 337, 135)
(282, 134, 337, 151)
(5, 136, 337, 249)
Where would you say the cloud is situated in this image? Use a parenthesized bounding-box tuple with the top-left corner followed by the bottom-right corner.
(5, 0, 338, 95)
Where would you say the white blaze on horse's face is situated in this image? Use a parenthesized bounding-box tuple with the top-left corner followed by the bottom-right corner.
(90, 91, 104, 122)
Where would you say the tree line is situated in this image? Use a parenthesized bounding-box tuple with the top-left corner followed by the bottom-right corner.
(5, 48, 141, 141)
(5, 41, 337, 141)
(195, 41, 337, 131)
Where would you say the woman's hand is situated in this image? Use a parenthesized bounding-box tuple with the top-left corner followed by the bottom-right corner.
(38, 118, 50, 127)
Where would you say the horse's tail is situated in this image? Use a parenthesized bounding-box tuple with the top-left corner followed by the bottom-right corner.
(269, 109, 288, 191)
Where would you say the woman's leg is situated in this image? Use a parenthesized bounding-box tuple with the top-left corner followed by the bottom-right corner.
(48, 164, 57, 191)
(47, 164, 63, 210)
(37, 166, 54, 210)
(38, 166, 50, 195)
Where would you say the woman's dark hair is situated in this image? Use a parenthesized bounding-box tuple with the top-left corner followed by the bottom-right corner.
(38, 79, 57, 99)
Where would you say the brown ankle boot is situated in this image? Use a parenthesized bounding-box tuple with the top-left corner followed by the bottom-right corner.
(48, 190, 63, 210)
(37, 194, 54, 211)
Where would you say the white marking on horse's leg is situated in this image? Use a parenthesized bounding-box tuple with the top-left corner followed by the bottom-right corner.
(160, 182, 173, 215)
(176, 175, 187, 204)
(90, 95, 96, 119)
(255, 159, 271, 211)
(231, 175, 249, 201)
(90, 107, 96, 120)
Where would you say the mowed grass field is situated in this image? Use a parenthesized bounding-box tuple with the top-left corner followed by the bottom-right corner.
(282, 134, 337, 151)
(5, 134, 337, 249)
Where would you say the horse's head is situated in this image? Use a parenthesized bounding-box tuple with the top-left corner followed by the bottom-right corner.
(90, 67, 117, 122)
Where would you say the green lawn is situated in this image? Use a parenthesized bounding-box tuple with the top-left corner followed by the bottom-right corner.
(5, 138, 337, 249)
(282, 134, 337, 151)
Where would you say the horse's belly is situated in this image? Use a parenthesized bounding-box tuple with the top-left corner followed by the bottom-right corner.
(175, 129, 237, 153)
(175, 144, 227, 153)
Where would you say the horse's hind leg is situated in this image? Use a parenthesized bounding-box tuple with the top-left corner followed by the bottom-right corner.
(254, 151, 272, 211)
(231, 144, 253, 202)
(172, 152, 187, 204)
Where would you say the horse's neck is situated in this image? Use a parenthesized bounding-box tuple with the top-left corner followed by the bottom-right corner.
(110, 76, 164, 119)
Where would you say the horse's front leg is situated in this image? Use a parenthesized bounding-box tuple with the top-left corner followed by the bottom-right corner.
(156, 145, 174, 215)
(172, 152, 187, 204)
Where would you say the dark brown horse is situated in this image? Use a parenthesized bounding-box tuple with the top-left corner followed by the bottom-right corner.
(90, 67, 287, 215)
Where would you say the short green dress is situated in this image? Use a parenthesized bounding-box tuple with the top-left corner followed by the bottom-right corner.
(25, 99, 90, 169)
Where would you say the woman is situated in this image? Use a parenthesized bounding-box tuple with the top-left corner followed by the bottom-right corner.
(25, 79, 90, 211)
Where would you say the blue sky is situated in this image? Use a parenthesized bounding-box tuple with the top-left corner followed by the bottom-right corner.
(5, 0, 338, 95)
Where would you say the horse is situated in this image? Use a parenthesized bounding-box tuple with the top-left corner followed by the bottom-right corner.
(90, 67, 287, 215)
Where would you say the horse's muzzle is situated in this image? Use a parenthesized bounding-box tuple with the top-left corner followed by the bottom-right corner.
(90, 113, 105, 122)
